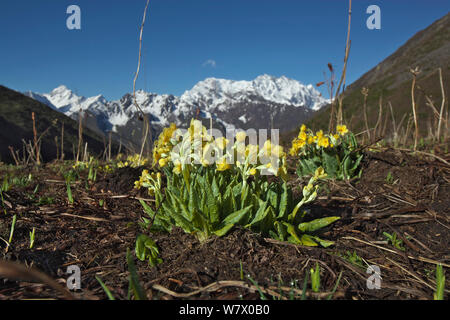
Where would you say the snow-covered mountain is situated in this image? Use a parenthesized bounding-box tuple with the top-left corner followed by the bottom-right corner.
(179, 75, 327, 112)
(24, 75, 328, 149)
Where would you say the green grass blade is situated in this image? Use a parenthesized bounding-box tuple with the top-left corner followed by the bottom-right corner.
(95, 276, 116, 300)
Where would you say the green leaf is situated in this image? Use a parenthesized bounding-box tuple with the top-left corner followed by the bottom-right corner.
(277, 182, 288, 219)
(213, 223, 235, 237)
(135, 234, 163, 266)
(273, 221, 287, 242)
(283, 222, 302, 244)
(139, 199, 155, 218)
(300, 234, 319, 247)
(246, 199, 268, 227)
(322, 149, 339, 178)
(126, 248, 147, 300)
(298, 216, 340, 233)
(312, 236, 335, 248)
(95, 276, 116, 300)
(222, 205, 253, 226)
(310, 263, 320, 293)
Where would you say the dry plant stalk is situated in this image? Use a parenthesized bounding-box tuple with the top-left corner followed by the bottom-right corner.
(388, 101, 398, 144)
(83, 142, 88, 162)
(132, 0, 152, 163)
(55, 136, 59, 160)
(8, 146, 20, 166)
(76, 111, 83, 162)
(410, 66, 420, 150)
(404, 114, 413, 146)
(333, 0, 352, 129)
(381, 106, 389, 137)
(436, 67, 446, 140)
(361, 87, 371, 141)
(0, 260, 74, 300)
(374, 95, 383, 138)
(108, 131, 112, 161)
(31, 112, 40, 165)
(60, 121, 64, 161)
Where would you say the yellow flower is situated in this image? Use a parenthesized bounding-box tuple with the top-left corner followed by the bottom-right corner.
(298, 131, 307, 140)
(337, 125, 349, 136)
(173, 161, 182, 174)
(316, 130, 324, 140)
(235, 131, 246, 142)
(158, 157, 168, 168)
(277, 165, 288, 180)
(249, 168, 257, 175)
(289, 139, 305, 156)
(216, 158, 231, 171)
(215, 137, 229, 150)
(317, 137, 330, 148)
(303, 183, 314, 195)
(201, 158, 210, 167)
(300, 124, 307, 132)
(313, 167, 327, 180)
(271, 145, 285, 158)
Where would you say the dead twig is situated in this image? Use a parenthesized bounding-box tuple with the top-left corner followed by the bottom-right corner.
(0, 260, 74, 300)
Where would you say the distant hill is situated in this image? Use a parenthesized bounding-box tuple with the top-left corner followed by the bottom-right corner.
(306, 12, 449, 138)
(0, 85, 115, 164)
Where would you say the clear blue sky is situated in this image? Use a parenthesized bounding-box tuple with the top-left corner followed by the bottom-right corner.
(0, 0, 448, 101)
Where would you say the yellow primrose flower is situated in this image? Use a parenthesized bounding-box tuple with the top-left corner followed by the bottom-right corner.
(303, 183, 314, 195)
(298, 131, 307, 140)
(235, 131, 246, 142)
(300, 124, 307, 132)
(317, 137, 330, 148)
(158, 157, 168, 168)
(313, 167, 327, 180)
(215, 137, 229, 150)
(337, 124, 349, 136)
(173, 162, 182, 174)
(263, 140, 272, 153)
(216, 157, 231, 171)
(249, 168, 257, 175)
(271, 145, 285, 158)
(277, 165, 288, 180)
(201, 158, 210, 167)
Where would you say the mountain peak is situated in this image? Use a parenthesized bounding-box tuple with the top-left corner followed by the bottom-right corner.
(51, 85, 71, 94)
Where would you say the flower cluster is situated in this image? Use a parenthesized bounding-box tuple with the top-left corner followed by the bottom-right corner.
(117, 154, 148, 168)
(152, 119, 288, 180)
(134, 169, 161, 196)
(152, 123, 178, 168)
(98, 164, 114, 173)
(72, 156, 96, 170)
(289, 124, 349, 156)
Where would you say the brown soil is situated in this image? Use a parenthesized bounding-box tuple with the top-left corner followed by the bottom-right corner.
(0, 148, 448, 300)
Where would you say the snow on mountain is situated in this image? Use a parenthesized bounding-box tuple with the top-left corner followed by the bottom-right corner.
(23, 91, 58, 110)
(179, 74, 328, 112)
(24, 75, 327, 146)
